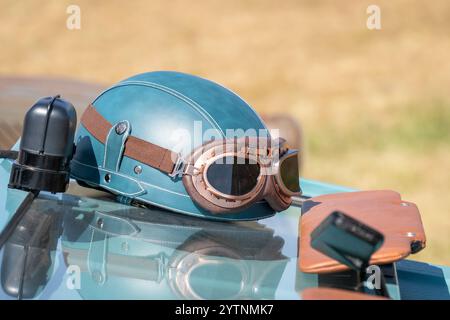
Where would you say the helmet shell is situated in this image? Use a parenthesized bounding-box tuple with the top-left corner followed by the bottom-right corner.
(71, 71, 274, 220)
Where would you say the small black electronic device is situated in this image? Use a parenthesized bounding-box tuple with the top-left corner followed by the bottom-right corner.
(311, 211, 384, 270)
(311, 211, 388, 296)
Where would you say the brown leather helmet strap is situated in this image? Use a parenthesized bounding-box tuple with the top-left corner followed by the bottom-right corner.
(80, 104, 179, 174)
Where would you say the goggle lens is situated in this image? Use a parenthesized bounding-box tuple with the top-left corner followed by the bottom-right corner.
(206, 156, 260, 196)
(279, 154, 300, 193)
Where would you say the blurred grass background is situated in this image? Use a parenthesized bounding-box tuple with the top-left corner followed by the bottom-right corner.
(0, 0, 449, 264)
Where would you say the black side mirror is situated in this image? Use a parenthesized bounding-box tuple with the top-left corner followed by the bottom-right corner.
(8, 95, 77, 193)
(0, 96, 77, 252)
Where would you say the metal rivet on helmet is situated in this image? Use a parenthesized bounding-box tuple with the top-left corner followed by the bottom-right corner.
(115, 121, 128, 135)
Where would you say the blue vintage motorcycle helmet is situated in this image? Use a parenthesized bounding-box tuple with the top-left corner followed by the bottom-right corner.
(71, 71, 300, 221)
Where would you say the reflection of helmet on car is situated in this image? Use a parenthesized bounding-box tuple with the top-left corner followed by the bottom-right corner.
(71, 71, 300, 221)
(61, 198, 288, 300)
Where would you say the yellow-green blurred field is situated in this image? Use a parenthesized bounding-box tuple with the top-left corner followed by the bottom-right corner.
(1, 0, 449, 264)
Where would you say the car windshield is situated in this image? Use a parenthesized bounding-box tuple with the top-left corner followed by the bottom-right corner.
(0, 156, 400, 300)
(0, 156, 300, 299)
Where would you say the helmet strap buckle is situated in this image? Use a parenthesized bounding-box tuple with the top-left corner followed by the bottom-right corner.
(169, 157, 187, 179)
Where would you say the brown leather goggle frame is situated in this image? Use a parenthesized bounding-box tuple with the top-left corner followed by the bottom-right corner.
(181, 137, 301, 214)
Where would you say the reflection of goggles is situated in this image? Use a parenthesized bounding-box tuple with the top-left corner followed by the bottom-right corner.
(167, 228, 288, 300)
(181, 137, 301, 213)
(81, 105, 301, 214)
(168, 242, 251, 300)
(168, 239, 286, 300)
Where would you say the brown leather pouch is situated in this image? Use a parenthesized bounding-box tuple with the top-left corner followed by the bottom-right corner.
(299, 190, 426, 273)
